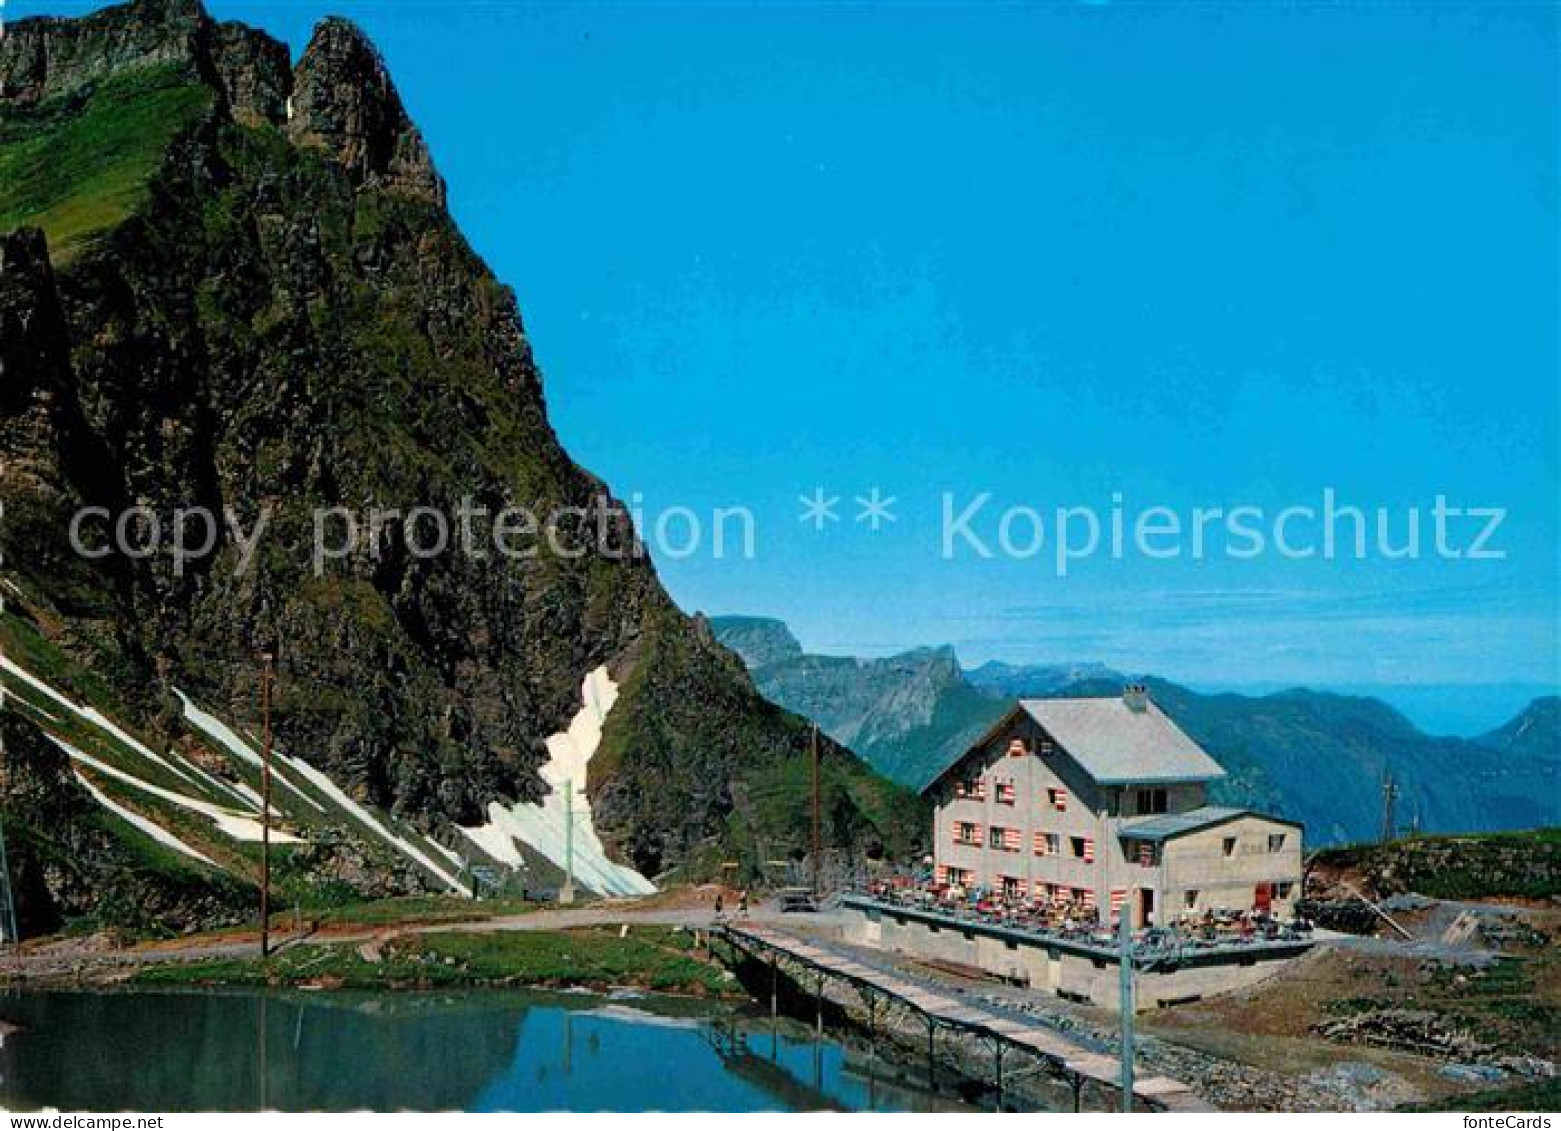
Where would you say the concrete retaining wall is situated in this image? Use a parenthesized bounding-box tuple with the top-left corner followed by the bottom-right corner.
(844, 904, 1301, 1011)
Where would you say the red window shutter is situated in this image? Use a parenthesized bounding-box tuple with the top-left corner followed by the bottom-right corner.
(935, 864, 948, 885)
(1083, 837, 1095, 863)
(1033, 831, 1046, 856)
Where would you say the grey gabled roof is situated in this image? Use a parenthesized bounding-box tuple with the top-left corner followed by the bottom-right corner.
(1017, 696, 1226, 786)
(1120, 805, 1303, 842)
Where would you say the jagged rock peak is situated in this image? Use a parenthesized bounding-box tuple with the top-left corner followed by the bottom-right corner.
(287, 17, 447, 206)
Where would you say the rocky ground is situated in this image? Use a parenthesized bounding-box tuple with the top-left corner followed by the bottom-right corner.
(766, 896, 1560, 1112)
(1138, 905, 1561, 1111)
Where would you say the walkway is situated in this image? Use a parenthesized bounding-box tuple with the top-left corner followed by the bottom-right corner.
(719, 923, 1213, 1112)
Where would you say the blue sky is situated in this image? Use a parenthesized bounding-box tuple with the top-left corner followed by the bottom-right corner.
(21, 1, 1561, 707)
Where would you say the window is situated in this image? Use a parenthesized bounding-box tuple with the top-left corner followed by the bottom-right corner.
(942, 866, 971, 888)
(954, 777, 985, 801)
(1039, 739, 1055, 756)
(990, 826, 1020, 852)
(1047, 787, 1068, 812)
(1034, 832, 1061, 857)
(1267, 833, 1287, 853)
(989, 826, 1005, 849)
(1133, 839, 1159, 867)
(955, 821, 982, 846)
(1000, 875, 1026, 899)
(1070, 835, 1094, 862)
(1184, 889, 1199, 910)
(995, 780, 1017, 805)
(1222, 836, 1237, 858)
(1275, 881, 1293, 899)
(1136, 787, 1168, 815)
(1006, 739, 1027, 758)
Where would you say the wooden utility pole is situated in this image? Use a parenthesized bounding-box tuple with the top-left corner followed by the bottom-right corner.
(1118, 896, 1135, 1112)
(810, 723, 822, 897)
(259, 651, 274, 959)
(1379, 770, 1399, 845)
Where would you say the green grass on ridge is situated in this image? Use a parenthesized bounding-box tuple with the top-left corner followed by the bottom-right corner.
(0, 64, 209, 258)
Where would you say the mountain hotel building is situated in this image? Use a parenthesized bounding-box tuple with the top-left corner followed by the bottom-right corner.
(923, 686, 1304, 926)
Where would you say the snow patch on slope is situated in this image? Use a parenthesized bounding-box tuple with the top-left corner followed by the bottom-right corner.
(459, 666, 655, 898)
(175, 689, 470, 896)
(273, 746, 471, 897)
(56, 737, 301, 844)
(73, 771, 220, 867)
(0, 653, 200, 788)
(174, 690, 325, 813)
(168, 746, 264, 809)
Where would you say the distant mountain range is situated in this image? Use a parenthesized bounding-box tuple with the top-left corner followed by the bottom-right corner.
(711, 616, 1560, 846)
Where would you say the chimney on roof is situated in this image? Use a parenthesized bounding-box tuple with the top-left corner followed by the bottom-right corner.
(1123, 683, 1149, 713)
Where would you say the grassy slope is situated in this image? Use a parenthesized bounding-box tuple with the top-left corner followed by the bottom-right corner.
(0, 64, 210, 258)
(1312, 829, 1561, 901)
(133, 925, 738, 996)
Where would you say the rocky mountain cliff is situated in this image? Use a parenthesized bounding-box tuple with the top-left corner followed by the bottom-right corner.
(964, 659, 1121, 698)
(711, 618, 1008, 790)
(0, 0, 916, 933)
(707, 616, 804, 671)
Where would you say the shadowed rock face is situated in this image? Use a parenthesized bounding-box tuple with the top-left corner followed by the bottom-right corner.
(0, 0, 916, 915)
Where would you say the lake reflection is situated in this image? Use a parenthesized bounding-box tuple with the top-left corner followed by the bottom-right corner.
(0, 989, 976, 1112)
